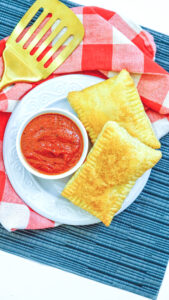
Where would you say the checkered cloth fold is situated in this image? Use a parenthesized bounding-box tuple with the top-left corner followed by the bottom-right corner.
(0, 6, 169, 231)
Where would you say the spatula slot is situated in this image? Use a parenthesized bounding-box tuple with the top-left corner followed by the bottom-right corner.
(16, 8, 44, 43)
(36, 46, 51, 62)
(53, 19, 61, 28)
(29, 18, 61, 55)
(39, 30, 71, 66)
(25, 7, 44, 29)
(62, 35, 74, 46)
(30, 23, 66, 61)
(23, 13, 53, 50)
(52, 26, 67, 46)
(44, 35, 74, 68)
(32, 23, 66, 62)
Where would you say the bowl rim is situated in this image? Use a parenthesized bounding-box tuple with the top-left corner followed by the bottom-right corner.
(16, 108, 89, 179)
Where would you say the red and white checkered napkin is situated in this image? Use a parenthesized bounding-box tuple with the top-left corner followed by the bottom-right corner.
(0, 6, 169, 231)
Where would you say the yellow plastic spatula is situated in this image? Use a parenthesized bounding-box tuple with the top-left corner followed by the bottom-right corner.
(0, 0, 84, 91)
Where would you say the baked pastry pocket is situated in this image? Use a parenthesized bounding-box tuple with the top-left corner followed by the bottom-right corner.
(62, 121, 162, 226)
(68, 69, 160, 149)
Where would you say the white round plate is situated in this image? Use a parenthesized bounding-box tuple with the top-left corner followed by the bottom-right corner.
(3, 74, 151, 226)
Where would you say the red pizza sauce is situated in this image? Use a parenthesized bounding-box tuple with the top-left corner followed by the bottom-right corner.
(21, 113, 84, 175)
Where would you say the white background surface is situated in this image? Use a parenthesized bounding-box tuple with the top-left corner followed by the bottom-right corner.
(1, 0, 169, 300)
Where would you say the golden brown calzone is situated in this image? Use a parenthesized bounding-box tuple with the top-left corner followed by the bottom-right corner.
(62, 121, 162, 226)
(68, 69, 160, 149)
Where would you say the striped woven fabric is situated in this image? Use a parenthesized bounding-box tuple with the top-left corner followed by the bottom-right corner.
(0, 1, 169, 299)
(0, 0, 169, 231)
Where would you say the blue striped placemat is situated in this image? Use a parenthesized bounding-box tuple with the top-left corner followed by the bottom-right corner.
(0, 1, 169, 299)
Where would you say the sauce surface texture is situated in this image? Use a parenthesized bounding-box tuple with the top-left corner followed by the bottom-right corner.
(21, 113, 83, 175)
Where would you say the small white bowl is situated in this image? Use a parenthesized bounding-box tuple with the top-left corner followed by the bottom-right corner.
(16, 108, 89, 179)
